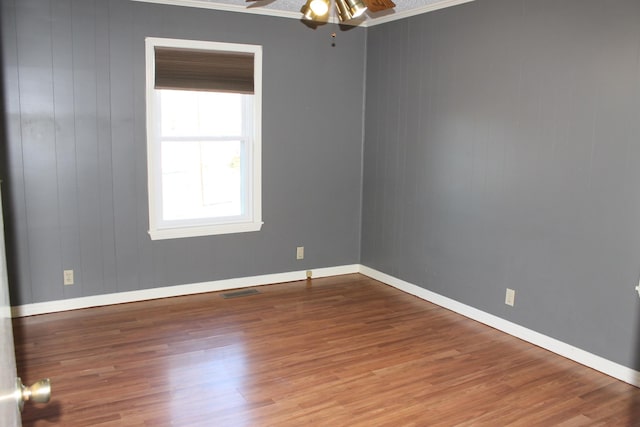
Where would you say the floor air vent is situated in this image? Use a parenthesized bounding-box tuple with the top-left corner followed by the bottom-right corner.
(222, 288, 260, 299)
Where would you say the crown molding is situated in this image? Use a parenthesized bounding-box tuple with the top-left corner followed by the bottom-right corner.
(364, 0, 475, 27)
(132, 0, 476, 27)
(133, 0, 307, 21)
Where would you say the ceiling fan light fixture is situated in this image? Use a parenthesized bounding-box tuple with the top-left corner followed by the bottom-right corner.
(301, 0, 329, 20)
(343, 0, 367, 18)
(335, 0, 353, 21)
(297, 0, 394, 24)
(301, 4, 318, 20)
(309, 0, 330, 16)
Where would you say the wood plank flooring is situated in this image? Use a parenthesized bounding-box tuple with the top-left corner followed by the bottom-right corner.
(13, 274, 640, 426)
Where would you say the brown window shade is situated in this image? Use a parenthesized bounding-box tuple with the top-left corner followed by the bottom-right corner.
(155, 47, 254, 94)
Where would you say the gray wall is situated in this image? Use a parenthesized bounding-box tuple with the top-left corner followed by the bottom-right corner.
(0, 0, 365, 305)
(362, 0, 640, 369)
(4, 0, 640, 373)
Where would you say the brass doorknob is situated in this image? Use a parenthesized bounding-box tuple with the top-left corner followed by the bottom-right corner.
(16, 377, 51, 411)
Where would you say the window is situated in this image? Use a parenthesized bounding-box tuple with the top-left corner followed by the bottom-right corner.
(145, 38, 262, 240)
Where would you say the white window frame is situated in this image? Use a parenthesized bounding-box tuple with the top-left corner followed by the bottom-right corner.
(145, 37, 263, 240)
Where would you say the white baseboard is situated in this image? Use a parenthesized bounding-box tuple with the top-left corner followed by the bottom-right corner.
(11, 264, 359, 318)
(358, 265, 640, 388)
(12, 262, 640, 388)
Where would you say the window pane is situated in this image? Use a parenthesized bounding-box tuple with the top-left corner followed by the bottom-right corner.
(160, 90, 244, 137)
(161, 140, 243, 221)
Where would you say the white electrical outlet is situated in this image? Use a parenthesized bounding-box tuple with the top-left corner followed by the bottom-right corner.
(306, 270, 312, 279)
(64, 269, 74, 286)
(296, 246, 304, 260)
(505, 288, 515, 307)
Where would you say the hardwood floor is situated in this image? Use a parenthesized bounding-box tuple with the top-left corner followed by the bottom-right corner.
(13, 274, 640, 426)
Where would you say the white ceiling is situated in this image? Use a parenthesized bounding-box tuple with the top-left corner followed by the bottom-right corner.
(134, 0, 475, 26)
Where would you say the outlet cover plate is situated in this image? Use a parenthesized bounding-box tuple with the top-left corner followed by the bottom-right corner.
(505, 288, 515, 306)
(64, 269, 74, 286)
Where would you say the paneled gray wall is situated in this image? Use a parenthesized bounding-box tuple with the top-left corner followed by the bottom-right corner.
(362, 0, 640, 369)
(4, 0, 640, 374)
(1, 0, 365, 305)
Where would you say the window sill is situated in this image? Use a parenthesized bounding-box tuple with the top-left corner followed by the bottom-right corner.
(148, 221, 263, 240)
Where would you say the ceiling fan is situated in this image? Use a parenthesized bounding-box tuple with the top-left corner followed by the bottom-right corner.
(247, 0, 396, 23)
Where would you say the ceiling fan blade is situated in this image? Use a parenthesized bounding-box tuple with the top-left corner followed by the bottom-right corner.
(363, 0, 395, 13)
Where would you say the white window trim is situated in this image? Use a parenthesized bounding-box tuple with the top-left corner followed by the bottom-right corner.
(145, 37, 263, 240)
